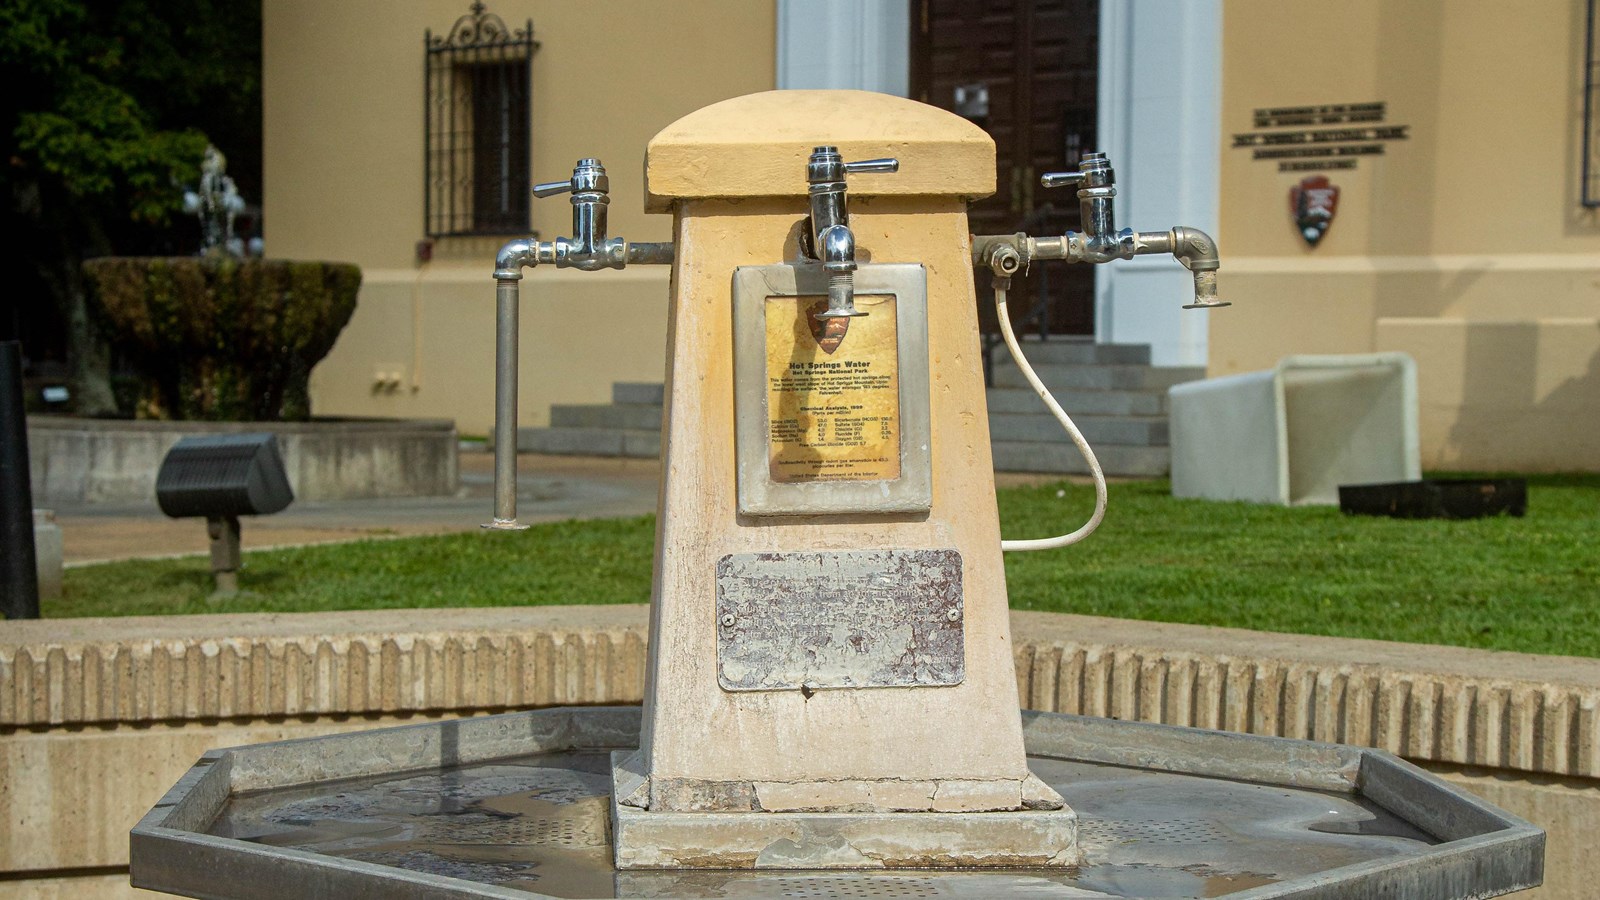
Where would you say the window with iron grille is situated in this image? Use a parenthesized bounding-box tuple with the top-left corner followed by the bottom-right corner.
(1586, 0, 1600, 207)
(425, 3, 538, 237)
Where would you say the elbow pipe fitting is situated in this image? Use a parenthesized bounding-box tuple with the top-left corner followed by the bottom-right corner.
(1169, 226, 1220, 274)
(1131, 226, 1226, 308)
(493, 239, 536, 280)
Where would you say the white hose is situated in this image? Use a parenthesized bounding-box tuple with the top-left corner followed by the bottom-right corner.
(994, 281, 1108, 552)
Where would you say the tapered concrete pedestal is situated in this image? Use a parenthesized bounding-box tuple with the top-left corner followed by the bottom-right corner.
(623, 87, 1072, 868)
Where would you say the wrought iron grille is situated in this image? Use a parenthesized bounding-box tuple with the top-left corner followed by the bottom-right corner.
(1586, 0, 1600, 206)
(425, 3, 537, 237)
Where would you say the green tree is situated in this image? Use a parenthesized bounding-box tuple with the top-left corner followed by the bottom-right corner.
(1, 0, 260, 414)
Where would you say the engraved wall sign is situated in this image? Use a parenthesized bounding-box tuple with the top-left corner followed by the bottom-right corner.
(766, 294, 901, 484)
(1230, 101, 1409, 173)
(732, 263, 932, 516)
(715, 549, 965, 691)
(1291, 175, 1340, 247)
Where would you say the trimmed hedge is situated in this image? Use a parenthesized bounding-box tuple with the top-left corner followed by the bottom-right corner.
(83, 257, 360, 421)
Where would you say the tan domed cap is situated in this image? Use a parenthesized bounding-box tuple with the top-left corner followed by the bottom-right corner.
(645, 90, 996, 213)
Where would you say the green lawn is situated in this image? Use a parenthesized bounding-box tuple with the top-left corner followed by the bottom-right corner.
(48, 476, 1600, 657)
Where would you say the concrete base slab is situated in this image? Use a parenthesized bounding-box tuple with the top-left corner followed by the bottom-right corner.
(609, 752, 1079, 869)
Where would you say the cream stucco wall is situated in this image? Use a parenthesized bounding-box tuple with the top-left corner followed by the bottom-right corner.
(263, 0, 776, 434)
(1217, 0, 1600, 470)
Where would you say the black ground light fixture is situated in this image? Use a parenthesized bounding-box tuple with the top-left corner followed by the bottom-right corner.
(156, 434, 294, 595)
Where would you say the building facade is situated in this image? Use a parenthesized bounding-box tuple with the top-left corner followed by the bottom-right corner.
(265, 0, 1600, 471)
(1216, 1, 1600, 471)
(263, 0, 776, 437)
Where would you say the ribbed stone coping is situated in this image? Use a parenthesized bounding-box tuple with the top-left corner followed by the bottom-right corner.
(3, 606, 1596, 780)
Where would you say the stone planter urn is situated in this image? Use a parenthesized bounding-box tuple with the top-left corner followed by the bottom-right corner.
(81, 257, 360, 421)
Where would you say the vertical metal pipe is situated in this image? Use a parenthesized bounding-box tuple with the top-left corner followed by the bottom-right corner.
(0, 341, 40, 619)
(1586, 0, 1599, 206)
(423, 31, 432, 236)
(484, 279, 529, 530)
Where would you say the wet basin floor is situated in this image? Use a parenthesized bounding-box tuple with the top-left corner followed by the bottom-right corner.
(209, 750, 1437, 898)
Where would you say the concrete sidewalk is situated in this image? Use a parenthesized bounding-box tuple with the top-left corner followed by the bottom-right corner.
(49, 450, 1074, 565)
(51, 451, 662, 565)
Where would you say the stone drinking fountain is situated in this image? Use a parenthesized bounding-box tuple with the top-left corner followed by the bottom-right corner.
(130, 92, 1543, 899)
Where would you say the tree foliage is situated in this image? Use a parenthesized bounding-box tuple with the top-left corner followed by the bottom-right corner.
(1, 0, 261, 411)
(2, 0, 260, 225)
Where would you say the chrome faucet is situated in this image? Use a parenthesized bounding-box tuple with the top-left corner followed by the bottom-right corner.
(803, 146, 898, 319)
(972, 151, 1226, 309)
(495, 158, 674, 277)
(487, 158, 674, 530)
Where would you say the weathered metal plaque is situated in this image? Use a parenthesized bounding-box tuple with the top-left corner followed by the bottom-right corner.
(715, 549, 964, 692)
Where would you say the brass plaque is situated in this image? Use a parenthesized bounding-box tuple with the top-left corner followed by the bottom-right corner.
(765, 295, 900, 484)
(732, 264, 931, 517)
(715, 549, 965, 692)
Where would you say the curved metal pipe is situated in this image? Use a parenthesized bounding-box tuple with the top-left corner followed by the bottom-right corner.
(1136, 227, 1225, 308)
(973, 224, 1226, 308)
(486, 229, 676, 530)
(1169, 226, 1220, 274)
(493, 239, 536, 281)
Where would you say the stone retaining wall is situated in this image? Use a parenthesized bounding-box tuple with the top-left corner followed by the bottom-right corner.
(26, 415, 458, 505)
(3, 606, 1594, 897)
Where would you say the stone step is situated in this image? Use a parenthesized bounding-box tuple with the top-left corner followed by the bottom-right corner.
(999, 338, 1152, 366)
(518, 426, 661, 458)
(990, 440, 1170, 477)
(550, 403, 664, 431)
(612, 382, 665, 406)
(984, 386, 1168, 417)
(988, 412, 1168, 447)
(991, 362, 1205, 393)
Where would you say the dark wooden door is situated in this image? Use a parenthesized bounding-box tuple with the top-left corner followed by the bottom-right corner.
(910, 0, 1099, 337)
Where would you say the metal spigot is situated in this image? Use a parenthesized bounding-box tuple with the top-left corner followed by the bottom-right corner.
(486, 158, 675, 531)
(1041, 152, 1119, 241)
(530, 159, 624, 271)
(804, 146, 898, 319)
(973, 151, 1228, 310)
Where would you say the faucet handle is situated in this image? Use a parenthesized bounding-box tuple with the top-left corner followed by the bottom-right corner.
(532, 179, 574, 198)
(533, 158, 610, 199)
(843, 158, 899, 175)
(1040, 171, 1085, 189)
(1043, 152, 1113, 190)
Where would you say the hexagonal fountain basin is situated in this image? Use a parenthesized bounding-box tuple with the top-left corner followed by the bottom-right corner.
(131, 707, 1542, 899)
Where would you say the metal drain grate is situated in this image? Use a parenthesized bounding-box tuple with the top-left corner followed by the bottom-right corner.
(338, 849, 531, 884)
(765, 876, 942, 898)
(482, 816, 605, 847)
(1080, 816, 1231, 846)
(421, 814, 606, 849)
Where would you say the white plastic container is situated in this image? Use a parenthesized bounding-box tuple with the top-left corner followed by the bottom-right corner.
(1168, 353, 1420, 505)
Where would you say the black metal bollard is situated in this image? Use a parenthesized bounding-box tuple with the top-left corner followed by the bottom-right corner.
(0, 341, 40, 619)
